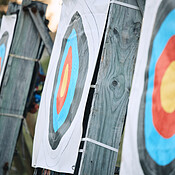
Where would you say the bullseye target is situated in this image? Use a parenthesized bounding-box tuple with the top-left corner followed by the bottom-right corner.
(49, 12, 89, 150)
(138, 0, 175, 174)
(0, 31, 9, 72)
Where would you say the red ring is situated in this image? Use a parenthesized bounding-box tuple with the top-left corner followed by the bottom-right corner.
(152, 36, 175, 138)
(56, 46, 72, 114)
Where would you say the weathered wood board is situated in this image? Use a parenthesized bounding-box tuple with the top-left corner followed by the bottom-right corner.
(116, 0, 145, 13)
(28, 7, 53, 55)
(78, 1, 143, 174)
(6, 2, 21, 15)
(0, 1, 47, 174)
(136, 0, 145, 15)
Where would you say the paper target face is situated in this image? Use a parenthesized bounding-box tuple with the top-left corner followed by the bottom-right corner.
(138, 0, 175, 174)
(49, 12, 89, 150)
(0, 31, 9, 71)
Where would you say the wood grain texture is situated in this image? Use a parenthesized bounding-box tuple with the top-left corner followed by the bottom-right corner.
(6, 2, 21, 15)
(0, 116, 21, 175)
(29, 6, 53, 56)
(0, 2, 46, 174)
(79, 2, 143, 175)
(112, 0, 145, 15)
(115, 0, 138, 6)
(136, 0, 145, 15)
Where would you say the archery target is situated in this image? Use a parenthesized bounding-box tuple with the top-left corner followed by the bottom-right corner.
(0, 32, 8, 71)
(49, 12, 89, 150)
(138, 0, 175, 174)
(0, 14, 16, 86)
(32, 0, 110, 172)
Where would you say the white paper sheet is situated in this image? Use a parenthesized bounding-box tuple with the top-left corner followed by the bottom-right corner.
(0, 14, 17, 86)
(32, 0, 110, 173)
(120, 0, 175, 174)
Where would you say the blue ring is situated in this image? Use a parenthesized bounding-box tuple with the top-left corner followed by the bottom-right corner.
(145, 9, 175, 165)
(53, 29, 79, 132)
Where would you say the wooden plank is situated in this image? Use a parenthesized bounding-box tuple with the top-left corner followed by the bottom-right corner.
(114, 0, 138, 7)
(0, 116, 21, 175)
(0, 1, 47, 174)
(28, 6, 53, 56)
(6, 2, 21, 15)
(136, 0, 145, 15)
(78, 1, 143, 175)
(112, 0, 145, 15)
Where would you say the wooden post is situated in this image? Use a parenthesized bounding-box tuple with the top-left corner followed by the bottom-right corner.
(136, 0, 145, 15)
(6, 2, 21, 15)
(0, 1, 47, 174)
(78, 1, 144, 174)
(28, 6, 53, 55)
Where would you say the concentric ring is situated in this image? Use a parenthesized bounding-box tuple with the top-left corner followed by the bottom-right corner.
(49, 12, 89, 150)
(138, 0, 175, 174)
